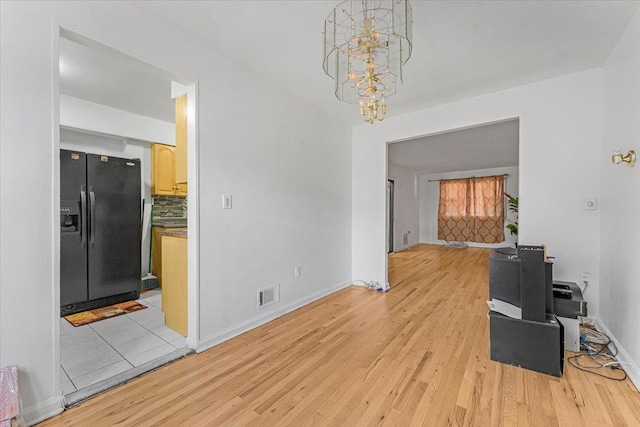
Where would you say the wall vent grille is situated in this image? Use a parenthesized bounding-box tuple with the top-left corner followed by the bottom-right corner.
(257, 284, 279, 309)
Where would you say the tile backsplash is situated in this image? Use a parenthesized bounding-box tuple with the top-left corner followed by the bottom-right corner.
(153, 196, 187, 218)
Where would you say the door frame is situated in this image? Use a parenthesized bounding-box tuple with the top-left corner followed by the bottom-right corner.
(52, 23, 201, 396)
(387, 179, 395, 254)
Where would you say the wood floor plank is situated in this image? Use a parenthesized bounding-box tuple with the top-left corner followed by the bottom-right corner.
(39, 245, 640, 426)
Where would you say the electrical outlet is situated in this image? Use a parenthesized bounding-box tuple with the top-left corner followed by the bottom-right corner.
(294, 267, 301, 278)
(580, 272, 590, 291)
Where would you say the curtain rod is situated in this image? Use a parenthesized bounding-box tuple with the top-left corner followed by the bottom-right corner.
(428, 174, 509, 183)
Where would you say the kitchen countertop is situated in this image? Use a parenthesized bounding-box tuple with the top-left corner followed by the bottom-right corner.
(158, 230, 187, 239)
(153, 217, 187, 228)
(163, 233, 188, 240)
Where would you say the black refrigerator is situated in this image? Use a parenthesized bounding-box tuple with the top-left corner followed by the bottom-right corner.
(60, 149, 141, 315)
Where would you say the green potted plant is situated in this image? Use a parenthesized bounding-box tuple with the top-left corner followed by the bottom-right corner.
(504, 193, 518, 236)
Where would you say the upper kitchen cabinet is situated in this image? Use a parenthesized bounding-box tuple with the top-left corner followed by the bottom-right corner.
(152, 143, 186, 196)
(151, 143, 176, 196)
(174, 93, 187, 184)
(175, 182, 187, 196)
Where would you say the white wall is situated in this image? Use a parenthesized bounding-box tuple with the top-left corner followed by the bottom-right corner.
(0, 2, 352, 424)
(61, 95, 175, 145)
(353, 69, 602, 302)
(60, 128, 153, 276)
(419, 166, 519, 248)
(600, 8, 640, 382)
(387, 163, 419, 252)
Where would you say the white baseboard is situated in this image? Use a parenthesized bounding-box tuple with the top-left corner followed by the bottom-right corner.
(22, 395, 64, 426)
(594, 318, 640, 390)
(185, 336, 198, 349)
(425, 240, 513, 249)
(391, 243, 419, 253)
(195, 280, 352, 353)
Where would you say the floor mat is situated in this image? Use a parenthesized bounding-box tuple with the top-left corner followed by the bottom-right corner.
(64, 301, 147, 327)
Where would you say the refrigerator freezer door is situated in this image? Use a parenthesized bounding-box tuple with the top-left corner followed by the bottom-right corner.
(60, 150, 89, 306)
(86, 154, 141, 300)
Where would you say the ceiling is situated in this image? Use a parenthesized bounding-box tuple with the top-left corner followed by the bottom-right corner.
(60, 1, 639, 125)
(126, 0, 638, 124)
(388, 119, 519, 175)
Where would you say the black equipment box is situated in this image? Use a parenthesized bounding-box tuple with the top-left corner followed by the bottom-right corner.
(489, 247, 554, 316)
(489, 312, 564, 377)
(488, 246, 565, 377)
(553, 280, 587, 319)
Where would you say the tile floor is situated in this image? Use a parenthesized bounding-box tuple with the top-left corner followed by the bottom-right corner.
(60, 289, 186, 395)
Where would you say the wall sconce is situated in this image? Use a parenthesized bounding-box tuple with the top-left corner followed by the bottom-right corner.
(612, 150, 636, 167)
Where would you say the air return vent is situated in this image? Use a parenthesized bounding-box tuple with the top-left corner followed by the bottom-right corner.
(257, 284, 279, 310)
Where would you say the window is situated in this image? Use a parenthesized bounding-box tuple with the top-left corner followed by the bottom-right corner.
(437, 175, 505, 244)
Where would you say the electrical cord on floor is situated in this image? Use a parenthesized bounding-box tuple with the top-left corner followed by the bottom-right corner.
(581, 327, 610, 345)
(567, 325, 628, 381)
(568, 355, 627, 381)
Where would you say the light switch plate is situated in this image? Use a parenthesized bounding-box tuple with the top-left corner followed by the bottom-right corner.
(223, 194, 232, 209)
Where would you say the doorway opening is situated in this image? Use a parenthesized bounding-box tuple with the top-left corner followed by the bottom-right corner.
(54, 27, 199, 404)
(386, 118, 519, 286)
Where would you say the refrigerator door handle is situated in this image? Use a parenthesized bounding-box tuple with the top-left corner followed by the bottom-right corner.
(89, 187, 96, 246)
(80, 186, 87, 248)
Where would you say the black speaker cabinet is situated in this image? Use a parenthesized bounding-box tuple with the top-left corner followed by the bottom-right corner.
(518, 246, 547, 322)
(489, 247, 553, 316)
(489, 311, 564, 377)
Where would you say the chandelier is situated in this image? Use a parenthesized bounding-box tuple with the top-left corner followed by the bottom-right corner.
(323, 0, 413, 124)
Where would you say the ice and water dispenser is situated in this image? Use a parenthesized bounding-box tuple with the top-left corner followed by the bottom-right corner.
(60, 200, 81, 234)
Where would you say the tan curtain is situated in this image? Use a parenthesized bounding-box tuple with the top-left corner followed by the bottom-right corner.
(437, 175, 505, 244)
(437, 178, 471, 242)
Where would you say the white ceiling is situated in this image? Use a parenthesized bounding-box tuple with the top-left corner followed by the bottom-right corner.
(388, 119, 519, 175)
(126, 0, 638, 124)
(60, 1, 639, 125)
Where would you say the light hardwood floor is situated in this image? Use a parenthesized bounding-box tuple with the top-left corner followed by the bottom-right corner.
(40, 244, 640, 426)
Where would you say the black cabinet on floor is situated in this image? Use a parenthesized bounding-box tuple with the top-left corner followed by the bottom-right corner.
(488, 245, 564, 377)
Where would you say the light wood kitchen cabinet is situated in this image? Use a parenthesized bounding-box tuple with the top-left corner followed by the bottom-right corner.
(175, 182, 188, 197)
(151, 143, 187, 196)
(151, 144, 176, 196)
(152, 226, 186, 288)
(162, 235, 188, 336)
(174, 93, 188, 185)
